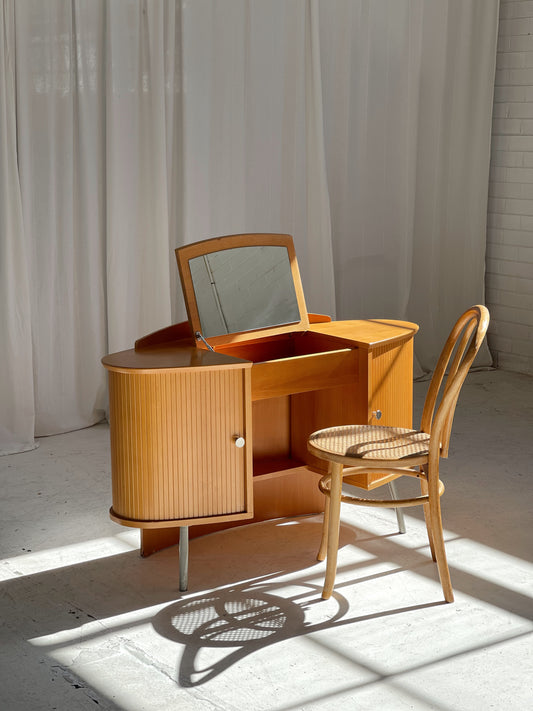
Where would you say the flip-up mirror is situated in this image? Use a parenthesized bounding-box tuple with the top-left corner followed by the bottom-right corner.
(176, 234, 309, 348)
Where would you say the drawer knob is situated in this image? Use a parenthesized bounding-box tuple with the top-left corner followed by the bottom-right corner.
(234, 436, 245, 448)
(372, 409, 382, 421)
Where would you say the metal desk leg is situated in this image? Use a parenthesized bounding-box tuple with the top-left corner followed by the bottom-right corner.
(179, 526, 189, 591)
(388, 481, 406, 534)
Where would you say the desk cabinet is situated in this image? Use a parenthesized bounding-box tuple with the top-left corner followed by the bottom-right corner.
(105, 353, 254, 532)
(103, 319, 417, 561)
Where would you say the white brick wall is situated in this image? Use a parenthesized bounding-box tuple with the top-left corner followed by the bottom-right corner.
(486, 0, 533, 375)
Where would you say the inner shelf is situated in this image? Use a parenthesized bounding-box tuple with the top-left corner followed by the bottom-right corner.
(252, 456, 309, 479)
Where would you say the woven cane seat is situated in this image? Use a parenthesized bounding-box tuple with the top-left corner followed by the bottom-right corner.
(309, 424, 431, 461)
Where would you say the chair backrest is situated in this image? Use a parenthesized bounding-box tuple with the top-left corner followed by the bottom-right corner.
(420, 305, 490, 458)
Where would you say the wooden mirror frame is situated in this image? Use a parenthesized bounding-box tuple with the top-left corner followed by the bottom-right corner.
(176, 233, 310, 349)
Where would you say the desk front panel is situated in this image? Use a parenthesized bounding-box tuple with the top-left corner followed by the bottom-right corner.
(251, 348, 358, 400)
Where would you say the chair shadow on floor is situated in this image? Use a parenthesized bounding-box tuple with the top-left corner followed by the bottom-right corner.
(152, 515, 447, 687)
(152, 577, 445, 687)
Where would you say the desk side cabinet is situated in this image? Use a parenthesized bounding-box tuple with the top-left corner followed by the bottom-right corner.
(106, 364, 254, 530)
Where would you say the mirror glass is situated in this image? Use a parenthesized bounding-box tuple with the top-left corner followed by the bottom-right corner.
(189, 245, 300, 338)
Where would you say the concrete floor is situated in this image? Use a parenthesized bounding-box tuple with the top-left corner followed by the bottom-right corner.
(1, 369, 532, 710)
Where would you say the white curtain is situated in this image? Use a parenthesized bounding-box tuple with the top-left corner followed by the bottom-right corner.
(180, 0, 335, 318)
(1, 0, 182, 453)
(319, 0, 498, 368)
(0, 0, 498, 455)
(0, 1, 35, 454)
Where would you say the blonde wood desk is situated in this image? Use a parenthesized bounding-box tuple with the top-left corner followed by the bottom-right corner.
(102, 315, 418, 590)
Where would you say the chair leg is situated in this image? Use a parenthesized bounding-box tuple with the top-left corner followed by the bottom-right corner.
(420, 475, 436, 562)
(317, 491, 330, 561)
(322, 462, 343, 600)
(388, 480, 406, 534)
(428, 487, 454, 603)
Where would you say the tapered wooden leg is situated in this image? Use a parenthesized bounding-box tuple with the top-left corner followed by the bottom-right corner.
(317, 490, 330, 561)
(428, 481, 454, 603)
(420, 474, 436, 562)
(322, 462, 343, 600)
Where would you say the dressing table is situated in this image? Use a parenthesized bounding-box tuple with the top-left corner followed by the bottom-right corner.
(102, 234, 418, 590)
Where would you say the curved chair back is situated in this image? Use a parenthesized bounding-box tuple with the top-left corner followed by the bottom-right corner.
(420, 305, 490, 458)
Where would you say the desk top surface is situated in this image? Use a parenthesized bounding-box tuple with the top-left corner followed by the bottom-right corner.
(102, 318, 418, 372)
(102, 345, 252, 372)
(308, 319, 418, 348)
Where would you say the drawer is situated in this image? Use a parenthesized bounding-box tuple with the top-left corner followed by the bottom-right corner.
(251, 348, 358, 400)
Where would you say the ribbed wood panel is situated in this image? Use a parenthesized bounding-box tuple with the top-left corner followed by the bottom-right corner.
(349, 338, 413, 491)
(108, 368, 250, 523)
(369, 339, 413, 428)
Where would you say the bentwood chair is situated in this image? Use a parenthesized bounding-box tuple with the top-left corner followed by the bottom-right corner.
(308, 305, 490, 602)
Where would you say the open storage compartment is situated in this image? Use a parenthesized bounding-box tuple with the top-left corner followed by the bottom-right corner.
(214, 330, 347, 361)
(249, 395, 304, 480)
(216, 331, 359, 400)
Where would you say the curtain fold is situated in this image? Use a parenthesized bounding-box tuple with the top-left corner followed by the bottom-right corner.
(319, 1, 422, 323)
(106, 0, 182, 353)
(0, 0, 499, 453)
(14, 0, 108, 437)
(0, 1, 36, 454)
